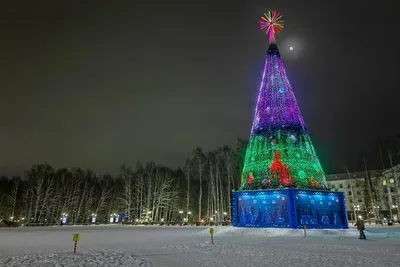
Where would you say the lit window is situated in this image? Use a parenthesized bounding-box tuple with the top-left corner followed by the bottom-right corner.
(389, 178, 394, 184)
(383, 180, 387, 185)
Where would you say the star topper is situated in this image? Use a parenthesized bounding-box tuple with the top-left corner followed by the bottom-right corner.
(259, 11, 284, 44)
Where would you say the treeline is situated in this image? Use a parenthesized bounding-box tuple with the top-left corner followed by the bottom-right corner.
(0, 140, 248, 225)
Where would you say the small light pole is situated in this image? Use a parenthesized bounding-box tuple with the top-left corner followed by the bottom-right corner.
(392, 205, 399, 221)
(179, 210, 183, 224)
(72, 233, 80, 254)
(209, 227, 214, 244)
(373, 206, 380, 222)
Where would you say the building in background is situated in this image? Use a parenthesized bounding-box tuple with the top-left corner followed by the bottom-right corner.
(326, 169, 400, 221)
(382, 164, 400, 220)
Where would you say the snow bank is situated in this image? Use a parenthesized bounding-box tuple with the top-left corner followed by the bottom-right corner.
(0, 250, 150, 267)
(195, 226, 358, 237)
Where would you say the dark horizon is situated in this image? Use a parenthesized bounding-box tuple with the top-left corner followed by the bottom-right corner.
(1, 1, 398, 176)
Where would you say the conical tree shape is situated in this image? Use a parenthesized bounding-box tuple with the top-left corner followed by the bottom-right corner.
(240, 42, 328, 190)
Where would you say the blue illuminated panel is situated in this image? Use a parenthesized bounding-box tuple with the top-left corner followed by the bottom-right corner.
(232, 189, 348, 229)
(235, 190, 291, 228)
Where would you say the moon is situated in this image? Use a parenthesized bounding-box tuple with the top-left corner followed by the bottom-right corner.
(289, 46, 294, 51)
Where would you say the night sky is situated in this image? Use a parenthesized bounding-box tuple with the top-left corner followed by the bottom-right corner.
(1, 1, 398, 175)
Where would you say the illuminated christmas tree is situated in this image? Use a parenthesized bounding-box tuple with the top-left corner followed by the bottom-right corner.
(241, 11, 327, 190)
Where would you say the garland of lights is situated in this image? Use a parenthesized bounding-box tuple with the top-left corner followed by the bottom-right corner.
(240, 11, 328, 190)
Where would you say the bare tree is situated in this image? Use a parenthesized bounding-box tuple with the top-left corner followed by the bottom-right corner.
(193, 147, 205, 221)
(223, 146, 234, 220)
(183, 159, 191, 221)
(27, 164, 55, 223)
(363, 157, 379, 219)
(95, 175, 113, 217)
(119, 165, 134, 221)
(379, 145, 393, 218)
(386, 146, 400, 218)
(343, 163, 357, 222)
(7, 180, 19, 221)
(145, 162, 156, 220)
(135, 162, 145, 220)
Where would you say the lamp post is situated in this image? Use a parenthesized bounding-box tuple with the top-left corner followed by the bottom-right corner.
(179, 210, 183, 224)
(91, 213, 97, 223)
(392, 205, 399, 221)
(353, 205, 361, 223)
(373, 206, 380, 223)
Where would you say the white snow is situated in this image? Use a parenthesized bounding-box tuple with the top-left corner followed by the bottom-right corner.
(1, 225, 400, 267)
(0, 250, 150, 267)
(195, 226, 360, 238)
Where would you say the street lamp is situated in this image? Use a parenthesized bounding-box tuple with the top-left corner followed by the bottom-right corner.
(373, 205, 381, 221)
(91, 213, 97, 223)
(223, 212, 227, 222)
(186, 211, 192, 224)
(393, 205, 399, 220)
(179, 210, 184, 224)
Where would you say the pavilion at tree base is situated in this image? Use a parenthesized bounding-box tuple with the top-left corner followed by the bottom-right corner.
(232, 189, 349, 229)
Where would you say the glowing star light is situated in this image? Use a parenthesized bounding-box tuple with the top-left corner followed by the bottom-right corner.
(259, 10, 284, 44)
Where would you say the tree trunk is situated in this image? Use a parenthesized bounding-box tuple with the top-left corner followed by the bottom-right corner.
(186, 165, 190, 222)
(363, 158, 378, 219)
(198, 165, 203, 221)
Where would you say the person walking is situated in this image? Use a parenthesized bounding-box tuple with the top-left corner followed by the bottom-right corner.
(355, 218, 366, 239)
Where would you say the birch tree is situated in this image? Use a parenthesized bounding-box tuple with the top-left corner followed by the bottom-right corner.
(343, 163, 357, 221)
(223, 145, 234, 220)
(193, 147, 205, 221)
(386, 146, 400, 217)
(119, 165, 134, 221)
(183, 159, 191, 221)
(7, 180, 19, 221)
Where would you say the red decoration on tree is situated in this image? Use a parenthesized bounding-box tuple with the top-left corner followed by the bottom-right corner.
(247, 173, 255, 185)
(308, 178, 320, 189)
(270, 151, 294, 186)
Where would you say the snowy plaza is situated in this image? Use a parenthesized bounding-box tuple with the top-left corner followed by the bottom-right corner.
(1, 225, 400, 267)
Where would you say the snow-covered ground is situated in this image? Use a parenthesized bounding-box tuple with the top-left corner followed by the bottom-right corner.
(1, 225, 400, 266)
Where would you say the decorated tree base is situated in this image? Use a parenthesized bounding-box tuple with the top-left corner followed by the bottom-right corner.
(232, 189, 349, 229)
